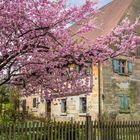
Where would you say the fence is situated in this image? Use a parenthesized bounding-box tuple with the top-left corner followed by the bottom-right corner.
(0, 116, 140, 140)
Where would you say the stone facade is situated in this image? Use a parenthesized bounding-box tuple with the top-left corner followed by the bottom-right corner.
(21, 56, 140, 121)
(20, 95, 47, 117)
(50, 64, 103, 121)
(20, 0, 140, 121)
(51, 56, 140, 121)
(20, 64, 103, 121)
(102, 56, 140, 121)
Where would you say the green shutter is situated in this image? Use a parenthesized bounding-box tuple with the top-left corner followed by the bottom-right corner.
(123, 95, 129, 109)
(112, 59, 119, 73)
(119, 95, 129, 110)
(120, 95, 124, 109)
(128, 61, 133, 74)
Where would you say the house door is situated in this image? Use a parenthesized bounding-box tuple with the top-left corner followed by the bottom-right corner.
(46, 100, 51, 119)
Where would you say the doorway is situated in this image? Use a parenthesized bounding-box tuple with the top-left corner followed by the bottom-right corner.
(46, 100, 51, 119)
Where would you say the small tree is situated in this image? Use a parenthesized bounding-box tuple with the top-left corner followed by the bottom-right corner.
(0, 85, 9, 115)
(8, 87, 21, 122)
(0, 86, 23, 123)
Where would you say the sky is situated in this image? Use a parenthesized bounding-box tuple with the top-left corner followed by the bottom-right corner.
(67, 0, 113, 8)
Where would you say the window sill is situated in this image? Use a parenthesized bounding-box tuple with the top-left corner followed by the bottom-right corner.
(60, 113, 67, 116)
(79, 113, 87, 117)
(32, 108, 38, 112)
(118, 73, 129, 76)
(114, 72, 132, 76)
(119, 110, 130, 114)
(119, 73, 133, 76)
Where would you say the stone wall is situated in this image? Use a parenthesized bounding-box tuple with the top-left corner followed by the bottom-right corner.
(20, 95, 47, 117)
(51, 64, 103, 121)
(102, 57, 140, 121)
(51, 92, 100, 121)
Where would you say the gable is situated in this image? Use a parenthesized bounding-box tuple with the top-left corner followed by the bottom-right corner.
(70, 0, 133, 40)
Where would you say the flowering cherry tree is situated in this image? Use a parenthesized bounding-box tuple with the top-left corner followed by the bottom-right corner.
(0, 0, 139, 99)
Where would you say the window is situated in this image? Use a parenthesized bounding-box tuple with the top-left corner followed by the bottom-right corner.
(119, 94, 130, 113)
(75, 65, 82, 73)
(61, 99, 67, 113)
(79, 97, 87, 113)
(85, 63, 92, 75)
(66, 63, 92, 80)
(112, 59, 133, 75)
(22, 99, 26, 111)
(65, 65, 75, 80)
(33, 98, 38, 108)
(75, 63, 91, 75)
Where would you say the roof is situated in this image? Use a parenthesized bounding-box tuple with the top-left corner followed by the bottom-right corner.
(70, 0, 133, 39)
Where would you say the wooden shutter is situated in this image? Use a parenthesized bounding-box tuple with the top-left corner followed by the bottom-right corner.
(119, 95, 129, 110)
(123, 95, 129, 109)
(120, 95, 124, 109)
(128, 61, 133, 74)
(112, 59, 119, 73)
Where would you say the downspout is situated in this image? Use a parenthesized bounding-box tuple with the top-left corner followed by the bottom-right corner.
(98, 61, 101, 122)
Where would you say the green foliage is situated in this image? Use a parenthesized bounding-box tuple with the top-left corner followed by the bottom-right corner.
(0, 86, 26, 123)
(0, 85, 9, 105)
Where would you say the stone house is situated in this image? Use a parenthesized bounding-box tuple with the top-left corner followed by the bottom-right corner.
(20, 0, 140, 121)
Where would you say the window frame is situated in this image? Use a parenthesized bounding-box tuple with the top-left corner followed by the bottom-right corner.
(22, 99, 26, 111)
(119, 94, 130, 113)
(75, 63, 92, 75)
(61, 98, 67, 115)
(79, 97, 87, 114)
(112, 59, 133, 75)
